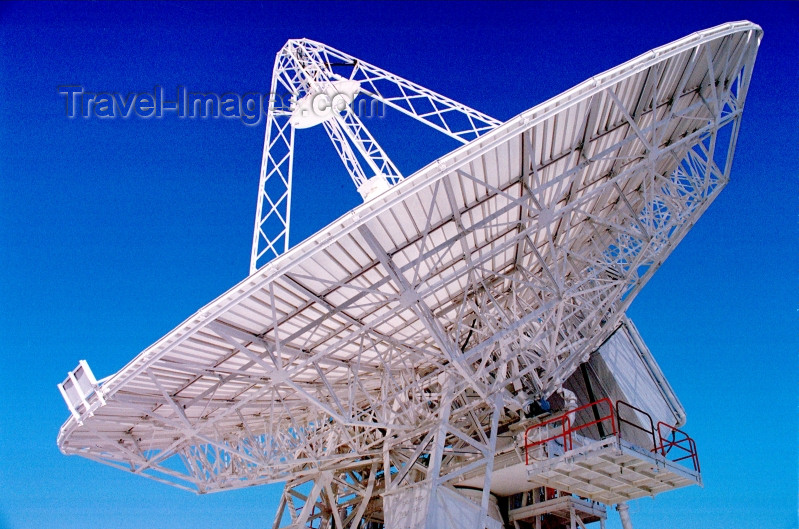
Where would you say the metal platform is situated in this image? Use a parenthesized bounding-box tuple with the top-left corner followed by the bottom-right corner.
(508, 495, 607, 528)
(526, 437, 701, 505)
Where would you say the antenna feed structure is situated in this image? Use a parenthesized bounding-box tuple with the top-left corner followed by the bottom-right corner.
(288, 79, 361, 129)
(288, 76, 395, 201)
(250, 38, 501, 273)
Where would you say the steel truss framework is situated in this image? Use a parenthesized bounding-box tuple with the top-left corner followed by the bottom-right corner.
(58, 22, 761, 529)
(250, 38, 502, 272)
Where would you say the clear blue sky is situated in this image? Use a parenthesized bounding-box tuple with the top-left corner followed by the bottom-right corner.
(0, 2, 796, 528)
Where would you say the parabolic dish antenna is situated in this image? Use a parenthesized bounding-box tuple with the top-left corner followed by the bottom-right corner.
(58, 21, 761, 529)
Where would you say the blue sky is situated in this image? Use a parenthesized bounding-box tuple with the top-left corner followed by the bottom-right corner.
(0, 2, 796, 528)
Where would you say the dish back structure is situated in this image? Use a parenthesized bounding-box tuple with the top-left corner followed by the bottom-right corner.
(58, 21, 761, 529)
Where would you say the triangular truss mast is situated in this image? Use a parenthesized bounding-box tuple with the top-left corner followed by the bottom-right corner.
(251, 39, 502, 273)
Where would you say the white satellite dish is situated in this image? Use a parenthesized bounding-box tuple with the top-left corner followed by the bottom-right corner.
(58, 21, 761, 529)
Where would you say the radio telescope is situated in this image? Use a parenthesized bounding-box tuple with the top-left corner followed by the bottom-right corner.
(58, 22, 761, 529)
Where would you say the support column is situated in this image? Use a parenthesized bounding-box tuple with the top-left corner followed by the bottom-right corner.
(294, 476, 327, 529)
(478, 393, 502, 528)
(273, 474, 330, 529)
(424, 376, 455, 528)
(275, 465, 382, 529)
(617, 502, 633, 529)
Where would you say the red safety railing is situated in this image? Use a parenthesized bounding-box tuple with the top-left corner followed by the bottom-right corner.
(524, 398, 616, 465)
(657, 421, 700, 472)
(524, 398, 699, 474)
(523, 414, 572, 465)
(616, 400, 658, 452)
